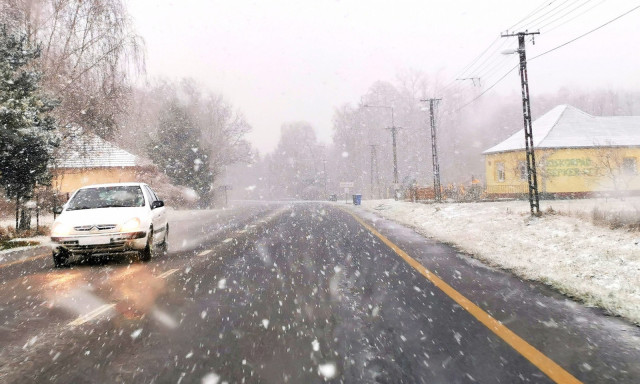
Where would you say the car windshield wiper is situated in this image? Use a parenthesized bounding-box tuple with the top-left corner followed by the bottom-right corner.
(66, 206, 93, 211)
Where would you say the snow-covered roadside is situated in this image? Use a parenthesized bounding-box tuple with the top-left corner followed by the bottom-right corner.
(359, 199, 640, 324)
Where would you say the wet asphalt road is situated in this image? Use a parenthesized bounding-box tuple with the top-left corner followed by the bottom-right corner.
(0, 202, 639, 383)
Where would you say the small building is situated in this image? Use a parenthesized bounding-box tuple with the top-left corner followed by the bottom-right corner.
(50, 129, 154, 195)
(483, 105, 640, 197)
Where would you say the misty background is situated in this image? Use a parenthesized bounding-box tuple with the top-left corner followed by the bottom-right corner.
(2, 0, 639, 204)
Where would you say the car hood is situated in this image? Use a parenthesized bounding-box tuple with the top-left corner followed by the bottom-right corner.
(56, 207, 148, 227)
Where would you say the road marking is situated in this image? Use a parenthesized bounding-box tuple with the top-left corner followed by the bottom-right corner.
(157, 268, 179, 279)
(0, 253, 48, 269)
(197, 249, 212, 257)
(68, 304, 116, 327)
(346, 210, 583, 384)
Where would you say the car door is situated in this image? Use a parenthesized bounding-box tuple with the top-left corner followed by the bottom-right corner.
(145, 185, 167, 242)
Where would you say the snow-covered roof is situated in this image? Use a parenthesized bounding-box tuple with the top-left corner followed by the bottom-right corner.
(483, 105, 640, 154)
(52, 129, 146, 169)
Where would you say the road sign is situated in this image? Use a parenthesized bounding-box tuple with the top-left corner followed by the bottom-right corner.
(340, 182, 354, 188)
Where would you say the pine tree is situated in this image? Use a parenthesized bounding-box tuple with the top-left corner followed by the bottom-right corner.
(146, 101, 214, 207)
(0, 27, 58, 230)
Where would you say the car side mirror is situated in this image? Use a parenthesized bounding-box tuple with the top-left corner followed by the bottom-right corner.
(53, 206, 63, 214)
(151, 200, 164, 209)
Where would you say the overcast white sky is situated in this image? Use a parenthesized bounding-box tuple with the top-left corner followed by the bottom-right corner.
(126, 0, 640, 153)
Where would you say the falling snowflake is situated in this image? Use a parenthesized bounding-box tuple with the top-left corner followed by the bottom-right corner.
(318, 362, 337, 379)
(131, 329, 143, 339)
(201, 372, 220, 384)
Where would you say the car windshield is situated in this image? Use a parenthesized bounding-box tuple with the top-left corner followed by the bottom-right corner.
(66, 186, 145, 210)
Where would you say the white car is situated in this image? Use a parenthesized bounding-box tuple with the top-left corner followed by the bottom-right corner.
(50, 182, 169, 267)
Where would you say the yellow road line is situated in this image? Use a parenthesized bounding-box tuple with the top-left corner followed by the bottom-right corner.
(346, 210, 582, 384)
(68, 304, 116, 327)
(0, 253, 48, 269)
(157, 268, 179, 279)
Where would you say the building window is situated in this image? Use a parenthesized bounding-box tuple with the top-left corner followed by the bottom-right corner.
(622, 157, 637, 175)
(518, 161, 527, 181)
(496, 162, 505, 182)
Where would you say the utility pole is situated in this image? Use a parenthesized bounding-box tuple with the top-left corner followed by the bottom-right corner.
(389, 124, 399, 187)
(421, 98, 442, 202)
(369, 144, 379, 198)
(322, 159, 327, 197)
(502, 31, 540, 215)
(363, 104, 400, 198)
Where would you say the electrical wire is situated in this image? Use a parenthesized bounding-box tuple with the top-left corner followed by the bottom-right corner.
(507, 0, 558, 32)
(454, 63, 519, 112)
(514, 0, 571, 31)
(476, 54, 517, 85)
(544, 0, 606, 33)
(529, 4, 640, 61)
(441, 0, 561, 94)
(465, 38, 511, 78)
(451, 37, 501, 82)
(455, 3, 640, 112)
(524, 0, 587, 31)
(534, 0, 595, 31)
(439, 37, 502, 94)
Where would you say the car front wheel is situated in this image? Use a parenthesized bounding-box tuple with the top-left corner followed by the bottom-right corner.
(53, 249, 70, 268)
(159, 224, 169, 255)
(139, 228, 153, 262)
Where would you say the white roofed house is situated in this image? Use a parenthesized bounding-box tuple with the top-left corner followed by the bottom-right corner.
(50, 128, 155, 196)
(483, 105, 640, 197)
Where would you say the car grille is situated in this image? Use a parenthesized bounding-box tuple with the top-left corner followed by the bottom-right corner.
(63, 239, 129, 254)
(74, 224, 117, 231)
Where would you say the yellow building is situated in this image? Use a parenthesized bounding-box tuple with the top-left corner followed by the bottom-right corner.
(484, 105, 640, 197)
(50, 129, 154, 195)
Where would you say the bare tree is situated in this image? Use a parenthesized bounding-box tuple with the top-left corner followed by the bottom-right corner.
(2, 0, 144, 139)
(592, 141, 635, 196)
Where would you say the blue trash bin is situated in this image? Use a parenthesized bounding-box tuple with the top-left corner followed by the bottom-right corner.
(352, 194, 362, 205)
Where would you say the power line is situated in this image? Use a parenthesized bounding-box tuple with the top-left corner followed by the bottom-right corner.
(442, 1, 560, 94)
(524, 0, 585, 30)
(439, 37, 502, 94)
(465, 38, 512, 78)
(482, 55, 509, 83)
(474, 46, 517, 81)
(513, 0, 571, 31)
(544, 0, 607, 33)
(507, 0, 558, 31)
(451, 37, 501, 82)
(454, 63, 519, 112)
(535, 0, 595, 31)
(530, 4, 640, 61)
(455, 4, 640, 112)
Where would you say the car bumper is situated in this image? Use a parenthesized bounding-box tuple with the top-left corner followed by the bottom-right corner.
(51, 231, 147, 255)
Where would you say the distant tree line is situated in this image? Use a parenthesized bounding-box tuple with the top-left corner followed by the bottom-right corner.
(226, 70, 640, 201)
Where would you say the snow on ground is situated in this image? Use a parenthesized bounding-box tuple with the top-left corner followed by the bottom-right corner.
(0, 213, 54, 230)
(359, 198, 640, 324)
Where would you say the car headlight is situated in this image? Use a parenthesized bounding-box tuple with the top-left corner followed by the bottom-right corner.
(51, 222, 72, 237)
(120, 217, 141, 232)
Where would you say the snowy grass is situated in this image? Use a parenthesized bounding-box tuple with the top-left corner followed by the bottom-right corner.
(360, 198, 640, 325)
